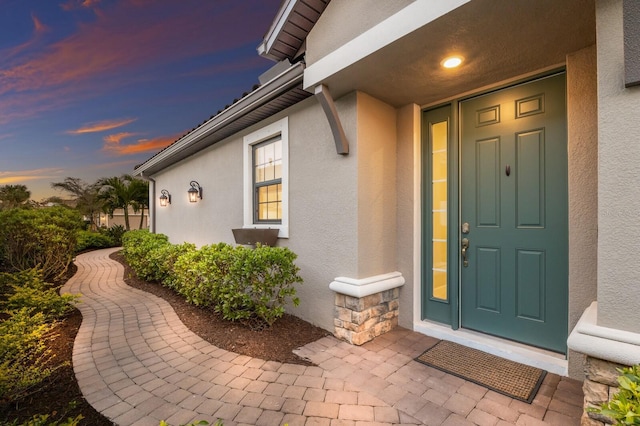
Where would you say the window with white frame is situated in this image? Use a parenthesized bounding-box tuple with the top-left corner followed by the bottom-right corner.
(243, 117, 289, 237)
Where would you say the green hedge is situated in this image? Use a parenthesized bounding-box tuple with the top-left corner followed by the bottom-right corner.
(121, 230, 169, 281)
(0, 207, 83, 282)
(75, 230, 114, 253)
(122, 231, 302, 327)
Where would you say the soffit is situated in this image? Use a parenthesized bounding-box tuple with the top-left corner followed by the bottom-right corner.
(311, 0, 596, 107)
(260, 0, 330, 61)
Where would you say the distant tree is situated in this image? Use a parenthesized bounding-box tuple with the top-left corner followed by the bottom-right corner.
(0, 185, 30, 209)
(51, 177, 102, 230)
(98, 175, 148, 231)
(130, 178, 149, 229)
(42, 196, 66, 206)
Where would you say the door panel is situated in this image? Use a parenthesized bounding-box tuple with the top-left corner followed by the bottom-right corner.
(476, 138, 501, 227)
(475, 247, 501, 312)
(516, 130, 545, 227)
(460, 74, 568, 353)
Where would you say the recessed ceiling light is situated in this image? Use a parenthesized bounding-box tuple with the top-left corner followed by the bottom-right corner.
(441, 56, 463, 68)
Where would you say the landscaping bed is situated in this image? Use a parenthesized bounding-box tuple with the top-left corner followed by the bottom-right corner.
(1, 250, 329, 424)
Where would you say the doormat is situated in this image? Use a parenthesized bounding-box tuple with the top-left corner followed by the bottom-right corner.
(415, 340, 546, 403)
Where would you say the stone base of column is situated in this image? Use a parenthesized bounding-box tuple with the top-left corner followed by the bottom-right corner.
(333, 289, 399, 345)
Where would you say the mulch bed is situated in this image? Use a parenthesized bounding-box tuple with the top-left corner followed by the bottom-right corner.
(0, 249, 329, 424)
(110, 250, 330, 365)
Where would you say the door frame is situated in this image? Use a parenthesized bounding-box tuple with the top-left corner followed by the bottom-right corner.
(419, 69, 569, 347)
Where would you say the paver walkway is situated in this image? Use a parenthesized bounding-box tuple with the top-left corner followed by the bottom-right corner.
(62, 248, 584, 426)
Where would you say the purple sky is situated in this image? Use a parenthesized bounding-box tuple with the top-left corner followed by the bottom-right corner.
(0, 0, 282, 201)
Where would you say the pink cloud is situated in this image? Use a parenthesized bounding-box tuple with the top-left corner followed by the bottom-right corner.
(0, 1, 277, 123)
(102, 132, 180, 156)
(60, 0, 101, 11)
(0, 168, 64, 184)
(4, 14, 49, 60)
(67, 118, 137, 134)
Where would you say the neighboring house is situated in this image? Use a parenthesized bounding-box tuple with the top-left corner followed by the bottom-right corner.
(99, 207, 149, 229)
(135, 0, 640, 390)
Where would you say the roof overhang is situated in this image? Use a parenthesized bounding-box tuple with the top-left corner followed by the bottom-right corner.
(258, 0, 329, 62)
(134, 61, 309, 176)
(303, 0, 595, 108)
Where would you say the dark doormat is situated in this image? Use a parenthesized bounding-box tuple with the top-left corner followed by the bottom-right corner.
(415, 340, 546, 403)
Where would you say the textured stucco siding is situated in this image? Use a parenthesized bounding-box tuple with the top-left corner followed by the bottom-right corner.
(151, 95, 360, 331)
(306, 0, 414, 65)
(152, 135, 244, 248)
(567, 45, 598, 378)
(283, 94, 359, 330)
(395, 104, 421, 329)
(596, 0, 640, 332)
(356, 92, 398, 277)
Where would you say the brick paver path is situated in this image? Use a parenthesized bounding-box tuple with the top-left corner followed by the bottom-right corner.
(62, 248, 584, 425)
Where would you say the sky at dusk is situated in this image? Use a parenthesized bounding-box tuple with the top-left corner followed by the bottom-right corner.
(0, 0, 282, 201)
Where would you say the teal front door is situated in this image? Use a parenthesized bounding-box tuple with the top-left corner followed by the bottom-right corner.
(460, 74, 568, 354)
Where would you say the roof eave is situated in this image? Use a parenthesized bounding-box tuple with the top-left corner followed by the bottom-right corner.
(134, 61, 305, 176)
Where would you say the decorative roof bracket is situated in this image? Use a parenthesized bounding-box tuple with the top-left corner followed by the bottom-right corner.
(314, 84, 349, 155)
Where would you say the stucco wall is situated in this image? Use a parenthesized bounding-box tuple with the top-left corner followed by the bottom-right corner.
(284, 94, 359, 329)
(396, 104, 421, 328)
(596, 0, 640, 332)
(356, 93, 398, 277)
(567, 45, 599, 378)
(151, 95, 360, 331)
(306, 0, 414, 65)
(152, 136, 244, 247)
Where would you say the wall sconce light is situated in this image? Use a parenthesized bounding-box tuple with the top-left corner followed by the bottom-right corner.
(159, 189, 171, 207)
(188, 181, 202, 202)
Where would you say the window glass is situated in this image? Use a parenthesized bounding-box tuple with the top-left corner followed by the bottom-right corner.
(431, 120, 448, 301)
(253, 137, 283, 223)
(243, 117, 289, 237)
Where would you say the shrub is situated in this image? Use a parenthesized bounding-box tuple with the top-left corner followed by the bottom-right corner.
(75, 230, 114, 253)
(591, 365, 640, 425)
(122, 231, 303, 327)
(0, 269, 78, 321)
(223, 245, 301, 326)
(146, 242, 197, 287)
(171, 243, 302, 327)
(0, 207, 83, 281)
(121, 230, 169, 280)
(105, 224, 126, 246)
(0, 309, 58, 403)
(171, 243, 233, 306)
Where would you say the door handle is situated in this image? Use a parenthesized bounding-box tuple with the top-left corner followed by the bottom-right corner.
(461, 238, 470, 267)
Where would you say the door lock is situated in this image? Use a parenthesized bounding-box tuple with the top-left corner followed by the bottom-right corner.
(461, 238, 470, 267)
(461, 222, 470, 234)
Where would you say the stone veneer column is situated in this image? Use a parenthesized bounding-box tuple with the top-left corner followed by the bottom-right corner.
(329, 271, 404, 346)
(334, 288, 399, 345)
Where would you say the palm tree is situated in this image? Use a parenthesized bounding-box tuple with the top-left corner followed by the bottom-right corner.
(98, 175, 148, 231)
(129, 178, 149, 229)
(51, 178, 102, 230)
(0, 184, 30, 209)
